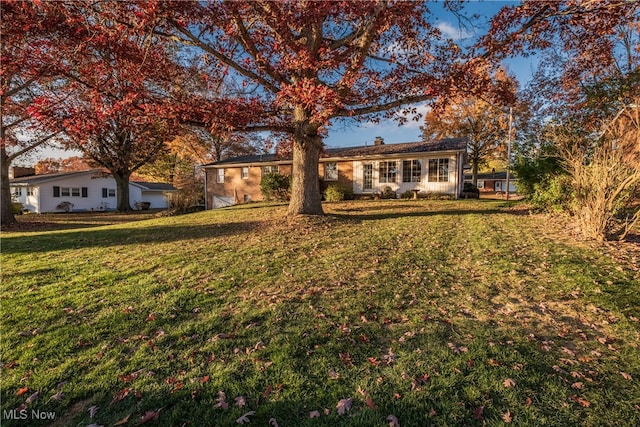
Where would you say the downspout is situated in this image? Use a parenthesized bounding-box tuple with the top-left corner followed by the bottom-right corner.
(455, 152, 462, 199)
(203, 166, 208, 210)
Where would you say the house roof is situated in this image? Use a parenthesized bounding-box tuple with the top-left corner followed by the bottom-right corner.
(464, 171, 517, 180)
(131, 181, 177, 192)
(205, 138, 467, 167)
(9, 169, 106, 185)
(10, 169, 175, 190)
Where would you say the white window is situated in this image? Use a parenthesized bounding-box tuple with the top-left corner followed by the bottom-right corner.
(379, 161, 397, 183)
(402, 160, 422, 183)
(428, 159, 449, 182)
(324, 163, 338, 181)
(27, 187, 35, 196)
(217, 168, 225, 183)
(61, 187, 82, 197)
(477, 180, 484, 189)
(13, 187, 22, 197)
(241, 167, 249, 179)
(102, 188, 116, 198)
(261, 165, 279, 176)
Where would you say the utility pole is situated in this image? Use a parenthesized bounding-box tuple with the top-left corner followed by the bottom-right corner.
(505, 107, 513, 201)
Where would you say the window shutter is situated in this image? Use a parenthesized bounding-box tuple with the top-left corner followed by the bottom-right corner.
(82, 187, 88, 197)
(102, 188, 107, 198)
(53, 186, 60, 197)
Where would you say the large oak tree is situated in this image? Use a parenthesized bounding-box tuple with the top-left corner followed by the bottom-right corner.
(156, 0, 508, 215)
(27, 2, 181, 211)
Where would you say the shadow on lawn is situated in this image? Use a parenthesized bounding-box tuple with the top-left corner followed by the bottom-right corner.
(330, 208, 505, 222)
(1, 220, 264, 254)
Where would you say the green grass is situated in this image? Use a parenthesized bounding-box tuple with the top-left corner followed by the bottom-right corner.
(1, 200, 639, 426)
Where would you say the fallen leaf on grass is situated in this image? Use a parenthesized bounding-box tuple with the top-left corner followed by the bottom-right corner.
(47, 390, 63, 403)
(113, 414, 130, 426)
(269, 418, 279, 427)
(365, 396, 377, 410)
(387, 414, 400, 427)
(25, 391, 39, 404)
(525, 397, 533, 406)
(309, 410, 321, 418)
(138, 408, 162, 424)
(570, 395, 591, 407)
(119, 369, 145, 382)
(112, 388, 130, 404)
(473, 405, 484, 420)
(367, 357, 381, 366)
(336, 398, 353, 415)
(328, 369, 340, 379)
(571, 382, 584, 389)
(621, 372, 633, 380)
(214, 391, 229, 410)
(339, 352, 353, 366)
(88, 405, 99, 418)
(502, 410, 512, 423)
(236, 411, 255, 424)
(447, 342, 468, 354)
(146, 313, 156, 322)
(16, 387, 28, 396)
(235, 396, 247, 407)
(503, 378, 516, 388)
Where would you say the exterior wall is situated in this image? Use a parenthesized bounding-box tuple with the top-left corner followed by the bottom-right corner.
(319, 160, 353, 192)
(140, 192, 170, 209)
(205, 164, 293, 207)
(352, 153, 460, 196)
(36, 175, 117, 213)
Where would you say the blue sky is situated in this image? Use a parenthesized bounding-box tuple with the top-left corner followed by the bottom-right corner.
(325, 1, 535, 148)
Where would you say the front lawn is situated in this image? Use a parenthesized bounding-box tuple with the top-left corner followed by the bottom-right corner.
(1, 200, 639, 426)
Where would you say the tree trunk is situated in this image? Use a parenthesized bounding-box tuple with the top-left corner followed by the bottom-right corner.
(287, 132, 324, 216)
(113, 172, 133, 212)
(471, 161, 479, 186)
(1, 147, 16, 225)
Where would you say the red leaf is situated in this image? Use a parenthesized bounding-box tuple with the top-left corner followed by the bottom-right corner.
(16, 387, 29, 396)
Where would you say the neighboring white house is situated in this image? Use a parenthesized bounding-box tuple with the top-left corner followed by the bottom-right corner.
(9, 169, 176, 213)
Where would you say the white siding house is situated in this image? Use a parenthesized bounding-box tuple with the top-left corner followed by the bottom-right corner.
(10, 170, 176, 213)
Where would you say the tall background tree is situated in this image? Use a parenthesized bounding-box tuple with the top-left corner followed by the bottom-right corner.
(0, 2, 75, 224)
(420, 93, 513, 185)
(483, 0, 639, 240)
(155, 0, 511, 215)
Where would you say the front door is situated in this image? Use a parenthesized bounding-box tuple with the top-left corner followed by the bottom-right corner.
(363, 163, 373, 190)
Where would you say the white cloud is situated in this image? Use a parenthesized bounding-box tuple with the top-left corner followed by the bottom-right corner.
(437, 22, 472, 40)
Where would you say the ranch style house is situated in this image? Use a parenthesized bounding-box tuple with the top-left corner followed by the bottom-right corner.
(10, 169, 176, 213)
(203, 137, 468, 209)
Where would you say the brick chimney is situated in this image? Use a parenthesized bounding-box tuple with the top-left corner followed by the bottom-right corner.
(9, 167, 36, 179)
(374, 136, 384, 146)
